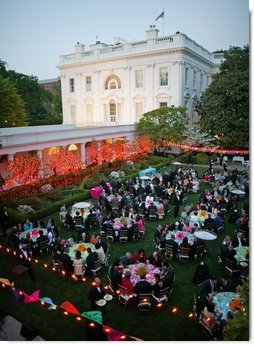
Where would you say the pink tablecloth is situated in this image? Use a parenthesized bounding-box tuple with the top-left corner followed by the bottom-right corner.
(90, 186, 103, 199)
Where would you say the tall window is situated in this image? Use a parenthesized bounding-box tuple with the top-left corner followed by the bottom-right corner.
(193, 70, 196, 89)
(135, 70, 144, 88)
(105, 75, 121, 90)
(160, 102, 168, 108)
(86, 76, 92, 92)
(135, 102, 143, 121)
(200, 73, 203, 90)
(87, 104, 93, 122)
(69, 78, 75, 92)
(160, 67, 168, 86)
(70, 105, 76, 123)
(109, 101, 116, 123)
(185, 67, 189, 87)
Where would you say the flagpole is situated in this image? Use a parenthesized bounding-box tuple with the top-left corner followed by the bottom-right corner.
(163, 7, 165, 36)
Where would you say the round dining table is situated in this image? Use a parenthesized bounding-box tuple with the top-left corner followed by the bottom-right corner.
(230, 189, 245, 196)
(166, 230, 195, 246)
(213, 291, 239, 320)
(69, 242, 95, 261)
(127, 263, 160, 286)
(19, 228, 48, 242)
(194, 230, 217, 241)
(189, 210, 215, 225)
(71, 201, 91, 221)
(234, 246, 249, 263)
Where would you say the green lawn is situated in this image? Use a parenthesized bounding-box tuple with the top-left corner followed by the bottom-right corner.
(0, 165, 247, 341)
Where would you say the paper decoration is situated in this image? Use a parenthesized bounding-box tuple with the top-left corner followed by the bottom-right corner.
(103, 325, 126, 341)
(81, 311, 102, 325)
(60, 301, 80, 315)
(40, 297, 58, 310)
(23, 290, 40, 304)
(0, 278, 14, 287)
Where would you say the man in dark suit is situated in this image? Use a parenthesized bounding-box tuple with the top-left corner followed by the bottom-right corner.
(134, 274, 152, 298)
(172, 191, 181, 218)
(0, 205, 9, 236)
(58, 247, 74, 273)
(88, 277, 106, 311)
(161, 261, 175, 289)
(85, 247, 99, 274)
(232, 232, 246, 248)
(199, 277, 218, 296)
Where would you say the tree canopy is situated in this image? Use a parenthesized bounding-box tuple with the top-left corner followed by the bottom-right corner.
(198, 46, 249, 149)
(0, 59, 62, 127)
(0, 75, 28, 127)
(137, 106, 188, 146)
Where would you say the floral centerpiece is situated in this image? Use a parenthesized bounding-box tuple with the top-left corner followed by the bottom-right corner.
(76, 244, 87, 253)
(135, 264, 147, 277)
(175, 231, 184, 240)
(229, 296, 242, 311)
(199, 210, 208, 218)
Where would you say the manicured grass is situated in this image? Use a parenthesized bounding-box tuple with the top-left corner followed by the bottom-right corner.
(0, 165, 247, 341)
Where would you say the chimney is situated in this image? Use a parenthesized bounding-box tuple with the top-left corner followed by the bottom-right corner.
(75, 42, 85, 53)
(146, 25, 159, 40)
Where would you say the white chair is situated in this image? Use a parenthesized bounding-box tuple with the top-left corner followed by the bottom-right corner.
(152, 287, 169, 304)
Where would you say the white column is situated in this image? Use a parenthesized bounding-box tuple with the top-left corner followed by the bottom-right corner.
(7, 154, 14, 162)
(37, 149, 44, 178)
(80, 143, 86, 168)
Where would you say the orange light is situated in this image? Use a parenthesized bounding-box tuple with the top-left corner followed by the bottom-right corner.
(89, 322, 95, 327)
(19, 291, 23, 295)
(44, 264, 48, 268)
(120, 335, 126, 340)
(129, 295, 133, 299)
(189, 313, 194, 318)
(6, 248, 10, 252)
(172, 307, 178, 313)
(2, 283, 5, 288)
(19, 254, 23, 259)
(34, 259, 39, 263)
(52, 305, 57, 310)
(63, 311, 68, 315)
(28, 258, 32, 262)
(76, 317, 82, 321)
(52, 267, 56, 271)
(13, 251, 16, 256)
(105, 328, 110, 333)
(61, 270, 66, 275)
(116, 290, 120, 294)
(41, 301, 45, 305)
(91, 282, 96, 286)
(82, 278, 86, 282)
(143, 298, 147, 302)
(157, 303, 163, 308)
(104, 285, 108, 290)
(206, 317, 211, 322)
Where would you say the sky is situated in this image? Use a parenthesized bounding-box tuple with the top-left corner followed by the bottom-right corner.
(0, 0, 250, 80)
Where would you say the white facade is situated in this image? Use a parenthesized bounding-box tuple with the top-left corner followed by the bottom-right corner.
(58, 26, 223, 126)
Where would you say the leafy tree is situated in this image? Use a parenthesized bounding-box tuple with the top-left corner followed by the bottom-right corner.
(198, 46, 249, 149)
(51, 79, 63, 124)
(0, 76, 28, 127)
(182, 122, 215, 146)
(7, 70, 54, 126)
(137, 106, 188, 146)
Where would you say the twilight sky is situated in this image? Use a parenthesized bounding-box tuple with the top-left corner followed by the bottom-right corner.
(0, 0, 249, 80)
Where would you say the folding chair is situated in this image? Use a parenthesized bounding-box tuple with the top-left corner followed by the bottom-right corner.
(152, 287, 169, 304)
(91, 259, 103, 276)
(119, 229, 128, 242)
(165, 244, 174, 260)
(118, 284, 133, 305)
(137, 293, 152, 312)
(225, 257, 240, 276)
(179, 247, 190, 262)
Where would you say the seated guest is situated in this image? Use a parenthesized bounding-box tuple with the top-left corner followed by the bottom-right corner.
(203, 302, 223, 336)
(58, 247, 74, 274)
(170, 221, 182, 232)
(18, 244, 37, 281)
(214, 213, 224, 232)
(36, 230, 49, 254)
(73, 250, 84, 277)
(224, 249, 238, 270)
(190, 236, 205, 259)
(85, 247, 99, 274)
(199, 277, 218, 296)
(22, 231, 34, 256)
(65, 209, 75, 229)
(95, 243, 106, 265)
(136, 216, 145, 233)
(77, 231, 90, 243)
(134, 273, 152, 298)
(47, 227, 55, 247)
(232, 232, 247, 248)
(148, 251, 162, 267)
(147, 202, 157, 216)
(67, 235, 76, 247)
(121, 252, 134, 267)
(182, 220, 192, 233)
(133, 249, 147, 263)
(179, 236, 191, 252)
(154, 224, 163, 242)
(161, 261, 175, 289)
(23, 219, 33, 232)
(190, 211, 200, 228)
(121, 269, 134, 294)
(88, 277, 105, 311)
(216, 275, 234, 292)
(204, 216, 215, 230)
(151, 273, 164, 298)
(165, 234, 179, 258)
(74, 211, 84, 227)
(110, 264, 123, 291)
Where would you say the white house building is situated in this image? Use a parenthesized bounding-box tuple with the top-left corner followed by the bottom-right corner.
(58, 25, 223, 127)
(0, 26, 223, 180)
